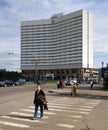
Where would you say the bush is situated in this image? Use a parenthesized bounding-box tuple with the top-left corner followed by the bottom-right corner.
(104, 72, 108, 88)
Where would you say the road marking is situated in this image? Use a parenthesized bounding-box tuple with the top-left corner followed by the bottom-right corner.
(1, 116, 47, 123)
(48, 105, 91, 114)
(11, 112, 49, 119)
(84, 103, 98, 107)
(85, 100, 101, 104)
(77, 105, 94, 109)
(48, 108, 62, 112)
(0, 120, 30, 128)
(20, 109, 34, 112)
(73, 119, 78, 121)
(29, 106, 34, 109)
(69, 115, 83, 118)
(48, 108, 89, 114)
(11, 112, 32, 117)
(86, 102, 100, 104)
(80, 111, 89, 114)
(48, 105, 91, 111)
(21, 109, 56, 115)
(57, 123, 75, 128)
(48, 101, 77, 105)
(49, 105, 71, 109)
(75, 108, 91, 111)
(29, 105, 89, 114)
(48, 102, 72, 107)
(88, 100, 101, 103)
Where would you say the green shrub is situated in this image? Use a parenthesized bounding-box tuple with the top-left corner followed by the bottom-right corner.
(104, 72, 108, 88)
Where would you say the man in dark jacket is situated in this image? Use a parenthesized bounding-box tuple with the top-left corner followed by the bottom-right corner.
(33, 83, 45, 119)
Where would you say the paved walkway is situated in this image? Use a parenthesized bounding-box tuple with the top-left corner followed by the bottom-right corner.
(48, 83, 108, 98)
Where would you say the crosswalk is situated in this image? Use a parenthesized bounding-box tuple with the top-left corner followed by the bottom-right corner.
(0, 96, 101, 130)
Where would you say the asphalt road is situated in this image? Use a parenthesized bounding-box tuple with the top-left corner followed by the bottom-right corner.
(0, 83, 108, 130)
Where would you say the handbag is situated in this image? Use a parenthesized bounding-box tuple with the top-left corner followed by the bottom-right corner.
(39, 95, 47, 105)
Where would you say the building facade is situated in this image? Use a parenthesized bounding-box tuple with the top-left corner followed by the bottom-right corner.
(21, 9, 93, 79)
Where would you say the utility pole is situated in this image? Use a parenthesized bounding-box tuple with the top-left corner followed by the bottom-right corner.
(30, 52, 38, 82)
(34, 59, 38, 82)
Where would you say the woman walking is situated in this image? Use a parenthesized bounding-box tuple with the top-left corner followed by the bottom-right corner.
(33, 83, 46, 119)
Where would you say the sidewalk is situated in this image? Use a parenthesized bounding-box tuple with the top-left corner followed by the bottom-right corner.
(48, 83, 108, 99)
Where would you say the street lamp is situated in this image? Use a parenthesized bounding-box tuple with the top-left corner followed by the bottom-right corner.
(31, 52, 38, 82)
(30, 52, 47, 82)
(34, 59, 38, 82)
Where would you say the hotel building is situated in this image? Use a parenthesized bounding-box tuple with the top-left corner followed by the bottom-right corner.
(21, 9, 93, 79)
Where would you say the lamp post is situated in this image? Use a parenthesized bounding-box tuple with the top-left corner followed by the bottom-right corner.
(34, 59, 38, 82)
(30, 52, 38, 82)
(31, 52, 46, 82)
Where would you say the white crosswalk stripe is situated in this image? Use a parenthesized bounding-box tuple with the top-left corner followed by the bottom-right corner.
(0, 97, 101, 129)
(48, 105, 91, 111)
(29, 106, 90, 114)
(0, 120, 30, 128)
(1, 115, 47, 123)
(69, 115, 83, 118)
(57, 123, 75, 128)
(11, 112, 49, 119)
(20, 108, 56, 115)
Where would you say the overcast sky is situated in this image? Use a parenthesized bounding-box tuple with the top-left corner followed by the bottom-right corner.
(0, 0, 108, 71)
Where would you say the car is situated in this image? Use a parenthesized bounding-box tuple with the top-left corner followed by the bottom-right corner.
(13, 81, 19, 86)
(0, 79, 26, 87)
(65, 79, 73, 86)
(4, 80, 15, 87)
(0, 81, 6, 87)
(65, 78, 78, 86)
(18, 79, 26, 86)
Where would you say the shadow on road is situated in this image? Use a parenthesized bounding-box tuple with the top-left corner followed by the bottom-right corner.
(48, 84, 108, 100)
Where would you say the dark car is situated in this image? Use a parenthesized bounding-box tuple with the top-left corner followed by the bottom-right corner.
(0, 81, 6, 87)
(5, 80, 15, 87)
(18, 79, 26, 86)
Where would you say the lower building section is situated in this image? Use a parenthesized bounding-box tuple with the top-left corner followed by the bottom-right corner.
(22, 68, 99, 82)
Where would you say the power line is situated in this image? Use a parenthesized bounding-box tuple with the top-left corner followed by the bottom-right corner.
(0, 25, 19, 29)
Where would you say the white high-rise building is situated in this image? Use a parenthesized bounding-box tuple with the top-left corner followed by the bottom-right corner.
(21, 9, 93, 79)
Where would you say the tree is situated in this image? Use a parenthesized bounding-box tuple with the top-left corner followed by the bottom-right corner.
(104, 71, 108, 88)
(0, 71, 22, 81)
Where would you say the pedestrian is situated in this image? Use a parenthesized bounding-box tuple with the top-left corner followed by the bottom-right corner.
(71, 81, 78, 96)
(61, 79, 64, 88)
(33, 83, 47, 120)
(59, 79, 64, 88)
(59, 80, 62, 88)
(90, 80, 94, 89)
(57, 80, 60, 89)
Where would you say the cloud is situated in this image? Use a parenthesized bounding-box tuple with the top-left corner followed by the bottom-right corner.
(0, 0, 108, 71)
(94, 52, 108, 68)
(94, 34, 108, 52)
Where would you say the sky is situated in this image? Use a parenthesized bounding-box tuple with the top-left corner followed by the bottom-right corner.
(0, 0, 108, 72)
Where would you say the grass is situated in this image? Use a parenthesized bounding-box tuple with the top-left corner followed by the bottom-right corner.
(25, 80, 57, 86)
(103, 88, 108, 91)
(102, 85, 108, 91)
(46, 79, 57, 83)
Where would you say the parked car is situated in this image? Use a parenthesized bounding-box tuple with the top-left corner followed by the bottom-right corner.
(4, 80, 15, 87)
(65, 79, 73, 86)
(0, 81, 6, 87)
(18, 79, 26, 86)
(0, 80, 21, 87)
(65, 78, 78, 86)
